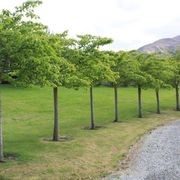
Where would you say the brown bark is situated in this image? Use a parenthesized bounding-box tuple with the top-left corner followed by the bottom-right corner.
(156, 89, 160, 114)
(114, 85, 119, 122)
(90, 86, 95, 129)
(53, 87, 59, 141)
(138, 85, 142, 118)
(175, 84, 180, 111)
(0, 84, 4, 162)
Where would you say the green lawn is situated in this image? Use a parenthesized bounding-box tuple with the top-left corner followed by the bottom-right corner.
(0, 85, 179, 179)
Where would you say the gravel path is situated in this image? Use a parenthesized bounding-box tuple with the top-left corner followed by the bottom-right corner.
(105, 120, 180, 180)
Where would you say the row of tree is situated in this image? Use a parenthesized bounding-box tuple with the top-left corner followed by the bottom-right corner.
(0, 0, 179, 162)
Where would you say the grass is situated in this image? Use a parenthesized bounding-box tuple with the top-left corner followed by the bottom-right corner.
(0, 85, 179, 179)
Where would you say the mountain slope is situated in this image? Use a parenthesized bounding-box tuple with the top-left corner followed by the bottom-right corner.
(138, 35, 180, 53)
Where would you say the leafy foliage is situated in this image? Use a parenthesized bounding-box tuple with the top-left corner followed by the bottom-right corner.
(0, 1, 76, 88)
(71, 34, 117, 86)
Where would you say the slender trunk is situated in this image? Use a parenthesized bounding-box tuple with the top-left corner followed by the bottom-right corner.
(114, 85, 119, 122)
(90, 86, 95, 129)
(138, 85, 142, 118)
(156, 89, 160, 114)
(175, 84, 180, 111)
(0, 91, 4, 162)
(53, 87, 59, 141)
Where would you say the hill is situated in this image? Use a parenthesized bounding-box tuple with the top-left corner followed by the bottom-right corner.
(138, 35, 180, 54)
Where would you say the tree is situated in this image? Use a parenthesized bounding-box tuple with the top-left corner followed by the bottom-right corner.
(169, 51, 180, 111)
(144, 55, 172, 114)
(126, 51, 153, 118)
(111, 51, 120, 123)
(104, 50, 129, 122)
(107, 50, 149, 119)
(0, 0, 45, 161)
(0, 89, 3, 162)
(0, 1, 77, 159)
(48, 32, 87, 141)
(70, 35, 116, 129)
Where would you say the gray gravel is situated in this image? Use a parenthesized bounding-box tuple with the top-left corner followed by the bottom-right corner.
(104, 120, 180, 180)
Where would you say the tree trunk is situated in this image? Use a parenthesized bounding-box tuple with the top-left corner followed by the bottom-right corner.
(114, 85, 119, 122)
(90, 86, 95, 129)
(0, 79, 4, 162)
(138, 85, 142, 118)
(53, 87, 59, 141)
(156, 89, 160, 114)
(175, 84, 180, 111)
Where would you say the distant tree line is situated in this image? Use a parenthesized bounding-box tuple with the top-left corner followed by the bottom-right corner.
(0, 0, 179, 162)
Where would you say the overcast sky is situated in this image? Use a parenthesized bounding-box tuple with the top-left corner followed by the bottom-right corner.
(1, 0, 180, 51)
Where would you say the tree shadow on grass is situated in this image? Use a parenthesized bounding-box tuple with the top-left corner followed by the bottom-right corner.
(43, 136, 74, 142)
(83, 125, 106, 130)
(0, 152, 20, 163)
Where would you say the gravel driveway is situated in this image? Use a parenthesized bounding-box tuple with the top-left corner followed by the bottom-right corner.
(104, 120, 180, 180)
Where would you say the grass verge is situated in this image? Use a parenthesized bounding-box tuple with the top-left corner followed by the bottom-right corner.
(0, 85, 179, 179)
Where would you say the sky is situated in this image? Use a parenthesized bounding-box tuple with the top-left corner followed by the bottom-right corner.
(1, 0, 180, 51)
